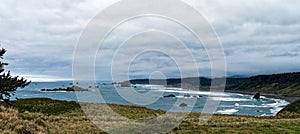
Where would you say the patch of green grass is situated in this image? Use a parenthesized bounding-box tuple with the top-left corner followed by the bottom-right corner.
(109, 104, 165, 120)
(277, 100, 300, 118)
(281, 100, 300, 113)
(0, 98, 83, 115)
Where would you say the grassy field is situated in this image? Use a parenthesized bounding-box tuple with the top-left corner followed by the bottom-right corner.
(0, 98, 299, 133)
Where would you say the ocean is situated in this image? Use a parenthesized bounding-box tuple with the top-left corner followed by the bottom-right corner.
(12, 81, 289, 116)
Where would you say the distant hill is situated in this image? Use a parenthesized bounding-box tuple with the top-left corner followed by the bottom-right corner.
(121, 77, 246, 90)
(226, 72, 300, 97)
(227, 75, 249, 78)
(121, 72, 300, 97)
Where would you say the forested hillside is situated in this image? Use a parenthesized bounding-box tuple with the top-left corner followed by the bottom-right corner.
(121, 72, 300, 97)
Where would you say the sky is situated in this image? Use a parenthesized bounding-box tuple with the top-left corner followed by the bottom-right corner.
(0, 0, 300, 82)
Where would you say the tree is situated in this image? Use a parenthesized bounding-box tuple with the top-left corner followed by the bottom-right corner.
(0, 48, 30, 101)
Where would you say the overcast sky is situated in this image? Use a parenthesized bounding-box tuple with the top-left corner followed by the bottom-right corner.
(1, 0, 300, 82)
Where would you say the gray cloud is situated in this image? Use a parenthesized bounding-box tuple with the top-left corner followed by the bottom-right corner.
(1, 0, 300, 81)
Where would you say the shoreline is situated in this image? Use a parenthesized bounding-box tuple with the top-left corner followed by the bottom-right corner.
(225, 90, 300, 103)
(124, 84, 300, 103)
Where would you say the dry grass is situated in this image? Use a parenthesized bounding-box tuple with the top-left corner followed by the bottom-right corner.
(0, 98, 299, 133)
(0, 105, 102, 134)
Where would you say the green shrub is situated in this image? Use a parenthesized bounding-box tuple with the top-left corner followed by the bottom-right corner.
(277, 100, 300, 118)
(0, 98, 82, 115)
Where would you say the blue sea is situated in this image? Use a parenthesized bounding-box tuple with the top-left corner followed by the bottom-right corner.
(12, 81, 289, 116)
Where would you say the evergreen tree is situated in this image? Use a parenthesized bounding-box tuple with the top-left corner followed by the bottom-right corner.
(0, 48, 30, 101)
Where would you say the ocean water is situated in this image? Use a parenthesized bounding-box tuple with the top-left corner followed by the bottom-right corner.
(12, 82, 289, 116)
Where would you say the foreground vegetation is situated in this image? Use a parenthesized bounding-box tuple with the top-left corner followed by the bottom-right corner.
(0, 98, 299, 133)
(0, 48, 31, 101)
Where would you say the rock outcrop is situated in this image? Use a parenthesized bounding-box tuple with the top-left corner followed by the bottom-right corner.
(253, 93, 260, 99)
(163, 94, 176, 98)
(179, 103, 188, 107)
(41, 86, 88, 92)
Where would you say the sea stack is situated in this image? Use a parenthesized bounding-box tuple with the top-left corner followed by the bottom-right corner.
(164, 94, 176, 98)
(179, 103, 188, 107)
(253, 93, 260, 99)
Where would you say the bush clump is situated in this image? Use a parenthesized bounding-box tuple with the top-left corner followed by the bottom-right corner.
(0, 98, 82, 115)
(277, 100, 300, 118)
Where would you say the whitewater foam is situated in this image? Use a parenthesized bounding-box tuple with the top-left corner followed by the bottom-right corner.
(154, 89, 229, 97)
(216, 109, 239, 114)
(209, 97, 249, 102)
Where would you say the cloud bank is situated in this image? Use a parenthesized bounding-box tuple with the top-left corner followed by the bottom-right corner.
(0, 0, 299, 81)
